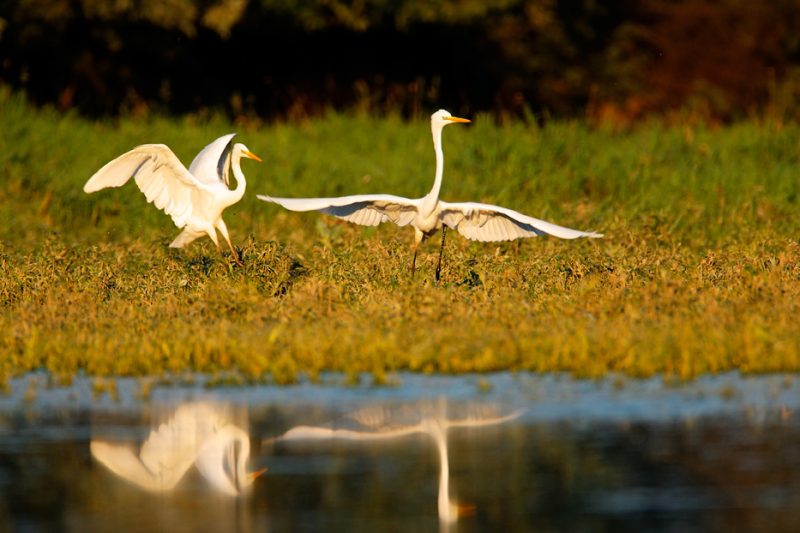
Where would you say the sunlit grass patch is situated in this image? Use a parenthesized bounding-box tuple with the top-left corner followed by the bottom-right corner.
(1, 92, 799, 383)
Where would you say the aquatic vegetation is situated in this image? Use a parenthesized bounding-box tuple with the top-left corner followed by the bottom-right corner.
(1, 92, 799, 383)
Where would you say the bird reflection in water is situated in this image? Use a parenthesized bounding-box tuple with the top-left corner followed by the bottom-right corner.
(91, 401, 265, 496)
(275, 399, 522, 527)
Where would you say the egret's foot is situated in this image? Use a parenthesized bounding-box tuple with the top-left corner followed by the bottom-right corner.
(230, 249, 244, 268)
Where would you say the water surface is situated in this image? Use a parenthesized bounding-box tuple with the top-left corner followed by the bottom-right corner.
(1, 372, 799, 532)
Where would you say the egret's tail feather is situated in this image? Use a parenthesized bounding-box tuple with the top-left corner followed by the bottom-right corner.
(170, 228, 203, 248)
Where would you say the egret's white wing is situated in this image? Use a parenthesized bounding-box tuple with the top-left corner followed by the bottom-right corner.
(443, 408, 524, 430)
(345, 404, 444, 431)
(189, 133, 236, 186)
(258, 194, 420, 227)
(439, 201, 602, 242)
(279, 424, 422, 442)
(137, 421, 201, 482)
(90, 441, 190, 492)
(136, 402, 223, 487)
(84, 144, 213, 228)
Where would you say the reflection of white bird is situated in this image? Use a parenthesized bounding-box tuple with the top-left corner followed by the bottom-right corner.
(91, 402, 265, 496)
(259, 109, 601, 280)
(84, 134, 262, 266)
(277, 403, 522, 524)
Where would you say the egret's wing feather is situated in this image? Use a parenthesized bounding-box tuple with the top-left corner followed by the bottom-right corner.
(345, 405, 430, 430)
(189, 133, 236, 186)
(137, 412, 205, 489)
(90, 441, 185, 492)
(444, 408, 525, 430)
(84, 144, 212, 228)
(439, 201, 602, 242)
(279, 424, 421, 442)
(169, 228, 205, 248)
(258, 194, 420, 227)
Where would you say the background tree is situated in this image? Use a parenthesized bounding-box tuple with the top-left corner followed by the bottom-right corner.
(2, 0, 799, 122)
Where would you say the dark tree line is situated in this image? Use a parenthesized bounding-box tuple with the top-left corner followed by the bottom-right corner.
(2, 0, 800, 122)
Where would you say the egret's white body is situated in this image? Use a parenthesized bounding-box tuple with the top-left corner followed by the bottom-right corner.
(259, 109, 601, 279)
(276, 403, 522, 524)
(91, 402, 265, 496)
(84, 134, 261, 264)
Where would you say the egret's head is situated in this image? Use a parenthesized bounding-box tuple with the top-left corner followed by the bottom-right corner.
(431, 109, 471, 130)
(236, 143, 262, 163)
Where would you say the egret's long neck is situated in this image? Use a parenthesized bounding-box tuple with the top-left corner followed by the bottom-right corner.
(420, 123, 445, 217)
(197, 426, 249, 496)
(222, 153, 247, 208)
(431, 421, 454, 523)
(233, 429, 250, 492)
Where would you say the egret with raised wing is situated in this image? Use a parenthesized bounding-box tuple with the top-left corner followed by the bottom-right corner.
(258, 109, 601, 280)
(91, 401, 265, 496)
(84, 134, 262, 266)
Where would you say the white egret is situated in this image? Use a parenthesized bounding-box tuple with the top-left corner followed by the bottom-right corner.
(258, 109, 601, 280)
(91, 402, 265, 496)
(84, 134, 262, 266)
(275, 402, 522, 525)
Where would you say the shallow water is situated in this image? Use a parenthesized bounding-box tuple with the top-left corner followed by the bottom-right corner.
(1, 372, 800, 532)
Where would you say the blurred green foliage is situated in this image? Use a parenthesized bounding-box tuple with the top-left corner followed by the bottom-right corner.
(3, 0, 800, 121)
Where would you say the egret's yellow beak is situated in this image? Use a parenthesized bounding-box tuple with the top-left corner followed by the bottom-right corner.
(243, 150, 263, 162)
(248, 467, 268, 481)
(444, 116, 471, 124)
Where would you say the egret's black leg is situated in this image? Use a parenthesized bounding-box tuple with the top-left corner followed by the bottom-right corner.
(229, 247, 244, 268)
(411, 249, 418, 277)
(225, 240, 244, 267)
(435, 226, 447, 283)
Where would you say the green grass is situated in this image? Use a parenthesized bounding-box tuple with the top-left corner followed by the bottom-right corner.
(1, 90, 800, 385)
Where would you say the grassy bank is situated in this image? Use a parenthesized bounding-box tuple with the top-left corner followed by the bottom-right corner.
(1, 92, 799, 385)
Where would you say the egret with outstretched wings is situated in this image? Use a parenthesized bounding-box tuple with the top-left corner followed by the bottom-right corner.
(259, 109, 601, 280)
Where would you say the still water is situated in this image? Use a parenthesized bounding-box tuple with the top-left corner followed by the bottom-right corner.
(1, 372, 800, 532)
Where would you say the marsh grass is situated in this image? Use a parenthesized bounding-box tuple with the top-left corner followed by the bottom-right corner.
(2, 91, 800, 385)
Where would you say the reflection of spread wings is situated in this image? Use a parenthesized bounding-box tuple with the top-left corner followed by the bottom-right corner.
(347, 403, 523, 430)
(278, 403, 524, 443)
(279, 424, 422, 441)
(345, 405, 425, 430)
(84, 144, 216, 228)
(258, 194, 420, 227)
(90, 438, 197, 492)
(91, 402, 227, 492)
(274, 400, 524, 527)
(444, 407, 525, 429)
(439, 201, 602, 242)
